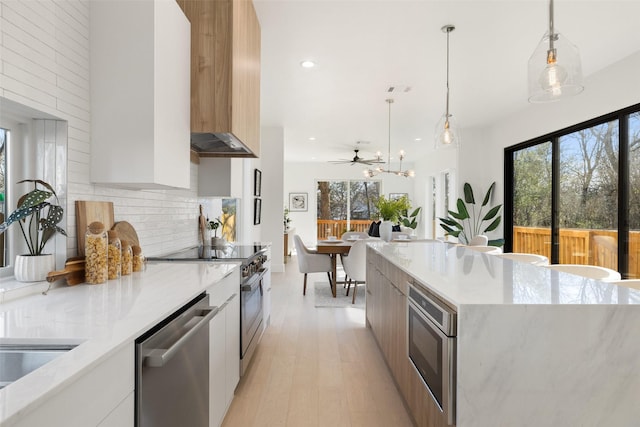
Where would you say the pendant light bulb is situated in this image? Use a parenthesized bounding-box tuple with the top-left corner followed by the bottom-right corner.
(435, 25, 460, 149)
(528, 0, 583, 103)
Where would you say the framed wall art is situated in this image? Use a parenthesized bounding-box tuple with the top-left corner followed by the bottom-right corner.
(254, 168, 262, 197)
(289, 192, 308, 212)
(254, 198, 262, 225)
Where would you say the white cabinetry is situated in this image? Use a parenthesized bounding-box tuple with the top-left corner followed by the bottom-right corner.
(13, 343, 134, 427)
(207, 268, 240, 427)
(198, 158, 244, 197)
(90, 0, 191, 189)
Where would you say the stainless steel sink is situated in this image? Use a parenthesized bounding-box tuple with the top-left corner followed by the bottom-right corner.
(0, 343, 78, 389)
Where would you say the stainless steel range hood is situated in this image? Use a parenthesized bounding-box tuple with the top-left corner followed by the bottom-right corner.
(190, 132, 256, 158)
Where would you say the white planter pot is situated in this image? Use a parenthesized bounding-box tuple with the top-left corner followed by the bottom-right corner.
(14, 254, 55, 282)
(379, 221, 393, 242)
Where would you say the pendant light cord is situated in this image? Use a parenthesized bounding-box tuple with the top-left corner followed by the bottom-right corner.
(386, 98, 393, 164)
(548, 0, 555, 51)
(443, 26, 454, 121)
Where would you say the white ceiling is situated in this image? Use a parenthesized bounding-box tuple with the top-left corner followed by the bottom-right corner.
(253, 1, 640, 163)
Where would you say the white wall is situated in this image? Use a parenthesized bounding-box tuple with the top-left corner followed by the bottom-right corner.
(283, 161, 417, 244)
(260, 127, 285, 272)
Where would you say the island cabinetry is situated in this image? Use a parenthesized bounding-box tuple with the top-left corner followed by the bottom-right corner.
(366, 246, 451, 427)
(12, 343, 134, 427)
(207, 269, 241, 427)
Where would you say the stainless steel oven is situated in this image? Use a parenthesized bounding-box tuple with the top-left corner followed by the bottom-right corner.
(408, 283, 457, 425)
(240, 259, 265, 376)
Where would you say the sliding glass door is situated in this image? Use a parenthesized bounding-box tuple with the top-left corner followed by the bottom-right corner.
(506, 103, 640, 278)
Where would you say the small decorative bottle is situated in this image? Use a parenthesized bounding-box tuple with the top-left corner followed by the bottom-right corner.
(121, 240, 133, 276)
(107, 230, 122, 280)
(85, 221, 108, 284)
(132, 245, 144, 272)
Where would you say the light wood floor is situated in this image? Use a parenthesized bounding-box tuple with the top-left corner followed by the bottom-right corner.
(221, 258, 415, 427)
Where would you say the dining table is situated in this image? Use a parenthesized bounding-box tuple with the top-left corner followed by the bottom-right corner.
(315, 239, 353, 297)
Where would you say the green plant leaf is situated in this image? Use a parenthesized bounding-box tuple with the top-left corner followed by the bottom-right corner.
(448, 230, 461, 238)
(456, 199, 470, 219)
(483, 216, 501, 232)
(463, 183, 475, 204)
(440, 224, 455, 234)
(488, 238, 505, 247)
(409, 207, 421, 218)
(482, 205, 502, 221)
(481, 182, 496, 207)
(440, 217, 463, 230)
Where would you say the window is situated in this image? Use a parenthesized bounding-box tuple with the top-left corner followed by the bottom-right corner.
(316, 180, 381, 239)
(505, 103, 640, 278)
(0, 128, 6, 267)
(0, 97, 68, 277)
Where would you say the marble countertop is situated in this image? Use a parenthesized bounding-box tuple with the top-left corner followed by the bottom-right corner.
(370, 241, 640, 307)
(0, 261, 239, 424)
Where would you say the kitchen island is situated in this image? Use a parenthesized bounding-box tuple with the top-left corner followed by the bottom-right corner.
(367, 241, 640, 426)
(0, 261, 239, 426)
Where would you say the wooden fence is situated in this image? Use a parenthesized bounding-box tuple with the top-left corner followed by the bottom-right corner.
(317, 220, 372, 240)
(513, 226, 640, 278)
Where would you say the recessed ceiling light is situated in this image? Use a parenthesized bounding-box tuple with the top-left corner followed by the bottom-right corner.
(300, 60, 316, 68)
(415, 138, 422, 141)
(308, 137, 316, 141)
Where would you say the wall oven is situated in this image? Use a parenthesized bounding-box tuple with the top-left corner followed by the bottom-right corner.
(240, 254, 267, 376)
(408, 283, 457, 425)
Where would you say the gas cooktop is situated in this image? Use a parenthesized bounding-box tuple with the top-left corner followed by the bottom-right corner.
(147, 244, 267, 262)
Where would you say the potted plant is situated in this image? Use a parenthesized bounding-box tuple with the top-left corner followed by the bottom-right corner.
(439, 182, 504, 246)
(208, 217, 225, 246)
(400, 206, 422, 235)
(374, 195, 411, 241)
(0, 179, 67, 281)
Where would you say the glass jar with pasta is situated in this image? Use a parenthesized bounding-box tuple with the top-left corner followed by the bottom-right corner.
(85, 221, 108, 284)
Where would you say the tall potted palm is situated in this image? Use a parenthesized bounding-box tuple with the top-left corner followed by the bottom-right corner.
(439, 182, 503, 246)
(0, 179, 67, 281)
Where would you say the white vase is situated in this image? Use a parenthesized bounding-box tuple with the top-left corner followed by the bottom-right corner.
(14, 254, 55, 282)
(379, 220, 393, 242)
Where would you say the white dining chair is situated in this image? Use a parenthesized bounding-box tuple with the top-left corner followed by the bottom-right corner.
(494, 253, 549, 265)
(293, 234, 332, 295)
(608, 279, 640, 291)
(341, 239, 368, 304)
(543, 264, 621, 282)
(468, 235, 489, 246)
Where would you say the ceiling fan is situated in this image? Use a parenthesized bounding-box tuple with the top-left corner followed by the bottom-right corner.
(329, 149, 385, 166)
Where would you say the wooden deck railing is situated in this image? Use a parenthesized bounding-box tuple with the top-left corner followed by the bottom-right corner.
(514, 226, 640, 278)
(317, 220, 372, 240)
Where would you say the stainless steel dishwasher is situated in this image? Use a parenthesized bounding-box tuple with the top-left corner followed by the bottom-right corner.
(135, 292, 218, 427)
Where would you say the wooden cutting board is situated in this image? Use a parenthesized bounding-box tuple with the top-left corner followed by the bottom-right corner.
(76, 201, 115, 256)
(112, 221, 140, 247)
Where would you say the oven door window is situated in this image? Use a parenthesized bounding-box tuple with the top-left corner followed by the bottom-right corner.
(408, 302, 444, 409)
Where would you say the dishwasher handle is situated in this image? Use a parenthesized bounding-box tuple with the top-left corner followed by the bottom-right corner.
(144, 306, 219, 368)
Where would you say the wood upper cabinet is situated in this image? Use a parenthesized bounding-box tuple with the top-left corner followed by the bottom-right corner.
(178, 0, 261, 158)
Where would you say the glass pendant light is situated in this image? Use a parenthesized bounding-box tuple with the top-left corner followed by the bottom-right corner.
(528, 0, 583, 103)
(435, 25, 460, 149)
